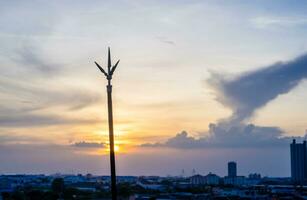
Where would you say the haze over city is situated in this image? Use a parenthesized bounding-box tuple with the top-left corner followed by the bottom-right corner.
(1, 0, 307, 177)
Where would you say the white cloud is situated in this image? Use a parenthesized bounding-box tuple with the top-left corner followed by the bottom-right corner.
(251, 16, 307, 29)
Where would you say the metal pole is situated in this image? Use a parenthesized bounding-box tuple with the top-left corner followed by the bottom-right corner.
(94, 48, 120, 200)
(107, 83, 117, 200)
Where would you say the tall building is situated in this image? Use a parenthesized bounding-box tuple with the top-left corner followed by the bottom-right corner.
(228, 161, 237, 177)
(290, 139, 307, 184)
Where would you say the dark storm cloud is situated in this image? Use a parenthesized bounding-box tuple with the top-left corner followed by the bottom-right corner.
(143, 53, 307, 149)
(209, 53, 307, 123)
(73, 141, 105, 148)
(141, 124, 302, 149)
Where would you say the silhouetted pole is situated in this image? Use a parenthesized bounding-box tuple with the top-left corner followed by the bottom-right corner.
(95, 48, 120, 200)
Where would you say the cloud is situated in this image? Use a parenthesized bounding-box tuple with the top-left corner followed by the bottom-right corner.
(0, 133, 38, 144)
(73, 141, 105, 148)
(143, 53, 307, 149)
(141, 124, 304, 149)
(156, 36, 176, 45)
(14, 45, 60, 75)
(251, 16, 307, 29)
(0, 64, 102, 127)
(0, 85, 101, 127)
(208, 53, 307, 124)
(0, 110, 98, 127)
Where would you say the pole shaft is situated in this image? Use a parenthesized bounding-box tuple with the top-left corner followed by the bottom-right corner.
(107, 84, 117, 200)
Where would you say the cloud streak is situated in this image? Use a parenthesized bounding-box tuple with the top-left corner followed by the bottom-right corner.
(0, 110, 98, 127)
(0, 78, 102, 127)
(251, 16, 307, 29)
(14, 45, 60, 75)
(156, 36, 176, 46)
(0, 44, 102, 127)
(73, 141, 105, 148)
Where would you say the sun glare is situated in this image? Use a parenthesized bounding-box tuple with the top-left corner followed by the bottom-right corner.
(105, 144, 121, 153)
(114, 145, 120, 152)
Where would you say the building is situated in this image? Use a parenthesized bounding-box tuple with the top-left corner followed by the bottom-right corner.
(228, 161, 237, 177)
(190, 174, 206, 185)
(136, 180, 165, 191)
(290, 139, 307, 184)
(224, 176, 246, 186)
(248, 173, 261, 179)
(205, 173, 220, 185)
(224, 162, 247, 186)
(189, 173, 220, 185)
(246, 173, 262, 186)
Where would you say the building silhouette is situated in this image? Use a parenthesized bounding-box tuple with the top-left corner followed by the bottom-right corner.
(290, 139, 307, 184)
(228, 161, 237, 177)
(189, 173, 220, 185)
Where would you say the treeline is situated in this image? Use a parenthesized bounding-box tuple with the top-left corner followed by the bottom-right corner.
(0, 177, 155, 200)
(1, 178, 110, 200)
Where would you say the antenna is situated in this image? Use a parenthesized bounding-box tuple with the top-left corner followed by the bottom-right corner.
(95, 47, 120, 200)
(181, 169, 185, 177)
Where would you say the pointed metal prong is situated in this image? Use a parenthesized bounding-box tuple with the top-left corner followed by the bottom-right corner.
(110, 60, 120, 75)
(108, 47, 111, 72)
(95, 61, 108, 77)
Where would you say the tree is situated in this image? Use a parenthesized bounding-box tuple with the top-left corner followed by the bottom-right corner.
(27, 190, 43, 200)
(11, 191, 25, 200)
(117, 183, 133, 197)
(1, 192, 10, 200)
(51, 178, 64, 195)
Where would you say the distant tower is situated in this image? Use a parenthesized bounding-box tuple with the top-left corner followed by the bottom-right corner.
(290, 139, 307, 184)
(181, 169, 185, 177)
(228, 161, 237, 177)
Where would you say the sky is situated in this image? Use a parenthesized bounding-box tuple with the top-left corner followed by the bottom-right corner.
(1, 0, 307, 177)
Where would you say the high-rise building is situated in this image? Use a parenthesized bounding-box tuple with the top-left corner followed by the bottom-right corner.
(228, 161, 237, 177)
(290, 139, 307, 184)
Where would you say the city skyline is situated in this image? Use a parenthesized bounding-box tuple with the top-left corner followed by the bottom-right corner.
(1, 0, 307, 176)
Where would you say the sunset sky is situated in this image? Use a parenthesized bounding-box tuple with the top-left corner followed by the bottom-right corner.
(1, 0, 307, 177)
